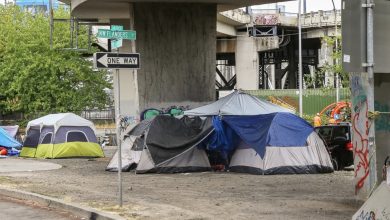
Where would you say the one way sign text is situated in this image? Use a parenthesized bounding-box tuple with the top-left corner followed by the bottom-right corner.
(94, 52, 140, 69)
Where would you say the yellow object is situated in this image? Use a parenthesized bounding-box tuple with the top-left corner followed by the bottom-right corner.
(328, 118, 336, 124)
(313, 115, 322, 127)
(19, 147, 37, 158)
(21, 142, 104, 159)
(34, 142, 104, 159)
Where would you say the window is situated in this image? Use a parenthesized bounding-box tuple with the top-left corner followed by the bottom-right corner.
(23, 129, 41, 147)
(332, 126, 350, 141)
(41, 133, 53, 144)
(66, 131, 88, 142)
(316, 127, 332, 141)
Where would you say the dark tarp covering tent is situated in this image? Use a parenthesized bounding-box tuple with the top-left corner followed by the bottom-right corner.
(136, 115, 213, 173)
(106, 116, 214, 173)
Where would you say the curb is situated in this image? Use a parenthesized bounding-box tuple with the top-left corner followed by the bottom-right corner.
(0, 187, 126, 220)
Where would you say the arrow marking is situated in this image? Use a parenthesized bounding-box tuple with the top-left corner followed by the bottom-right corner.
(97, 54, 108, 67)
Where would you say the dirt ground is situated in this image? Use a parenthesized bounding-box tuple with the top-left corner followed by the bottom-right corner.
(0, 146, 363, 220)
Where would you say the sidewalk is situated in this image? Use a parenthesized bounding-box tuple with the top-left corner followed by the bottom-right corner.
(0, 158, 61, 173)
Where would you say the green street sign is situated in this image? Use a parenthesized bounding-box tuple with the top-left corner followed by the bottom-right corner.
(97, 29, 136, 40)
(111, 39, 123, 49)
(111, 25, 123, 31)
(110, 25, 123, 49)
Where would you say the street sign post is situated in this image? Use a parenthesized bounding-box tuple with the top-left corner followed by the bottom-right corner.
(97, 29, 136, 40)
(95, 27, 138, 208)
(93, 52, 140, 69)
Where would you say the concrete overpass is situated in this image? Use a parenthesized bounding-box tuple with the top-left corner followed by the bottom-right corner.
(61, 0, 290, 121)
(216, 9, 341, 91)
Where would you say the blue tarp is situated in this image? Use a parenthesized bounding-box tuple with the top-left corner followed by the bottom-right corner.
(0, 127, 22, 149)
(223, 113, 314, 158)
(207, 117, 239, 153)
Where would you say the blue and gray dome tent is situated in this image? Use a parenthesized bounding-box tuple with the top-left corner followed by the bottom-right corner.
(183, 90, 333, 174)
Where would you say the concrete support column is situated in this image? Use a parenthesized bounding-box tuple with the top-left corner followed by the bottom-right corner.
(134, 3, 216, 111)
(236, 35, 259, 90)
(270, 64, 275, 90)
(319, 39, 334, 87)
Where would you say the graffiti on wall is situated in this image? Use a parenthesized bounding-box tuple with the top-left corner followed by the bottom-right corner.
(118, 115, 140, 131)
(253, 14, 279, 25)
(355, 210, 376, 220)
(350, 73, 376, 196)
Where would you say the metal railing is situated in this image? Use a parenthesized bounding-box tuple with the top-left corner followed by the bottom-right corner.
(81, 108, 115, 120)
(251, 10, 341, 28)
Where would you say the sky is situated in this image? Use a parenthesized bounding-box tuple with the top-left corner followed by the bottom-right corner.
(253, 0, 342, 13)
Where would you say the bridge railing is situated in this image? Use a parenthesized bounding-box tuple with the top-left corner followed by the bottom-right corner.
(301, 10, 341, 28)
(251, 10, 341, 28)
(219, 9, 251, 24)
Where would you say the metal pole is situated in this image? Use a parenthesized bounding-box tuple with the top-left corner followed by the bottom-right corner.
(331, 0, 339, 103)
(303, 0, 307, 14)
(75, 19, 79, 49)
(70, 16, 74, 49)
(87, 25, 92, 51)
(298, 0, 303, 117)
(115, 67, 123, 207)
(48, 0, 53, 49)
(366, 0, 376, 188)
(367, 0, 374, 80)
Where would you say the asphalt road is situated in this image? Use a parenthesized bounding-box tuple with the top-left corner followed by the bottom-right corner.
(0, 196, 80, 220)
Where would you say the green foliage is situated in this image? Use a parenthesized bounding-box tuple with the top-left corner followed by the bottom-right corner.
(304, 35, 349, 88)
(0, 5, 111, 119)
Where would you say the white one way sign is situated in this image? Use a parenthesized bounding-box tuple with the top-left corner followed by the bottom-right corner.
(93, 52, 140, 69)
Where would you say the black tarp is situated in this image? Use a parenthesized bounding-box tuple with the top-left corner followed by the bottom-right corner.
(146, 115, 213, 165)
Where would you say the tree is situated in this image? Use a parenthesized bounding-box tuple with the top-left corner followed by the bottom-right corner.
(304, 36, 349, 88)
(0, 5, 111, 119)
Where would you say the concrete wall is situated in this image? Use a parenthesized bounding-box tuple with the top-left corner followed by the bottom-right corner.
(374, 73, 390, 182)
(134, 3, 216, 110)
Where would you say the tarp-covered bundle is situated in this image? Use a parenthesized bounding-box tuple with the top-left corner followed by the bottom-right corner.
(0, 127, 21, 149)
(20, 113, 104, 158)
